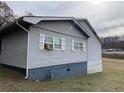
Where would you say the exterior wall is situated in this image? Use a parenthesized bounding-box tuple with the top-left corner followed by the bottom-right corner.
(78, 20, 102, 73)
(0, 30, 28, 68)
(28, 62, 87, 80)
(28, 21, 88, 69)
(36, 21, 85, 38)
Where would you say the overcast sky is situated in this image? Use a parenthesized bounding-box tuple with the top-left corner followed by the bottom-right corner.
(5, 1, 124, 37)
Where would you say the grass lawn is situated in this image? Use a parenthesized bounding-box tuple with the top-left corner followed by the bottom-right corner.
(0, 58, 124, 92)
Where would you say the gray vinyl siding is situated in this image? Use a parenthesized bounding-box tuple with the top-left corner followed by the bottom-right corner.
(28, 21, 88, 69)
(36, 21, 85, 38)
(0, 30, 28, 68)
(78, 20, 102, 73)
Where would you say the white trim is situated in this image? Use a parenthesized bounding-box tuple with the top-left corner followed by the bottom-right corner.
(83, 41, 86, 52)
(39, 33, 45, 50)
(25, 32, 29, 79)
(16, 21, 29, 32)
(62, 38, 65, 51)
(53, 37, 55, 50)
(23, 17, 74, 24)
(72, 39, 74, 51)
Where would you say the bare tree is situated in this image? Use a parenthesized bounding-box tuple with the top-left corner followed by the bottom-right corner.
(101, 35, 124, 51)
(0, 1, 15, 26)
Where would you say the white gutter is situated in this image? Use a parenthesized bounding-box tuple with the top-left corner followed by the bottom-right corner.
(16, 20, 29, 79)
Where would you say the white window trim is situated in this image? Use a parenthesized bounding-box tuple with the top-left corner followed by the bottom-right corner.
(72, 40, 85, 52)
(72, 40, 74, 51)
(61, 38, 65, 51)
(83, 42, 85, 52)
(39, 33, 45, 50)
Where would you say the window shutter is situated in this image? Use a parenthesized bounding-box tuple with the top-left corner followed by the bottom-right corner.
(72, 40, 74, 51)
(62, 38, 65, 50)
(83, 42, 85, 51)
(39, 33, 45, 50)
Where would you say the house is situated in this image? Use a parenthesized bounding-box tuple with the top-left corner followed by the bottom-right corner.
(0, 16, 102, 80)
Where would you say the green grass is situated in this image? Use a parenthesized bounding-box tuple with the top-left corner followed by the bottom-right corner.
(0, 58, 124, 92)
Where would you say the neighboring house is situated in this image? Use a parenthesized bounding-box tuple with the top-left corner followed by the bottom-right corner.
(0, 16, 102, 80)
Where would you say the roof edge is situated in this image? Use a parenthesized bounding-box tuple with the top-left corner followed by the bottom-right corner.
(22, 16, 91, 37)
(77, 19, 102, 44)
(0, 16, 92, 38)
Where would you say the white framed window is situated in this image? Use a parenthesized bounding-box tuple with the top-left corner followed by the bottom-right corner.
(39, 33, 65, 50)
(72, 40, 85, 51)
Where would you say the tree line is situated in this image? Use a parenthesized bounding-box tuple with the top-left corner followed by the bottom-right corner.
(101, 36, 124, 51)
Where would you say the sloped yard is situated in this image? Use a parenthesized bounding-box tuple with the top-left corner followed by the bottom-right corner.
(0, 58, 124, 92)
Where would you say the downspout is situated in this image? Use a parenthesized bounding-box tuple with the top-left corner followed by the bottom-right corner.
(16, 20, 30, 79)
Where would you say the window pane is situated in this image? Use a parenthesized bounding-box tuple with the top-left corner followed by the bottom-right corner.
(48, 44, 53, 49)
(79, 43, 83, 50)
(74, 41, 78, 50)
(54, 38, 61, 45)
(55, 44, 61, 49)
(54, 38, 62, 49)
(45, 36, 53, 43)
(79, 43, 83, 47)
(74, 46, 78, 50)
(74, 41, 78, 46)
(79, 46, 83, 50)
